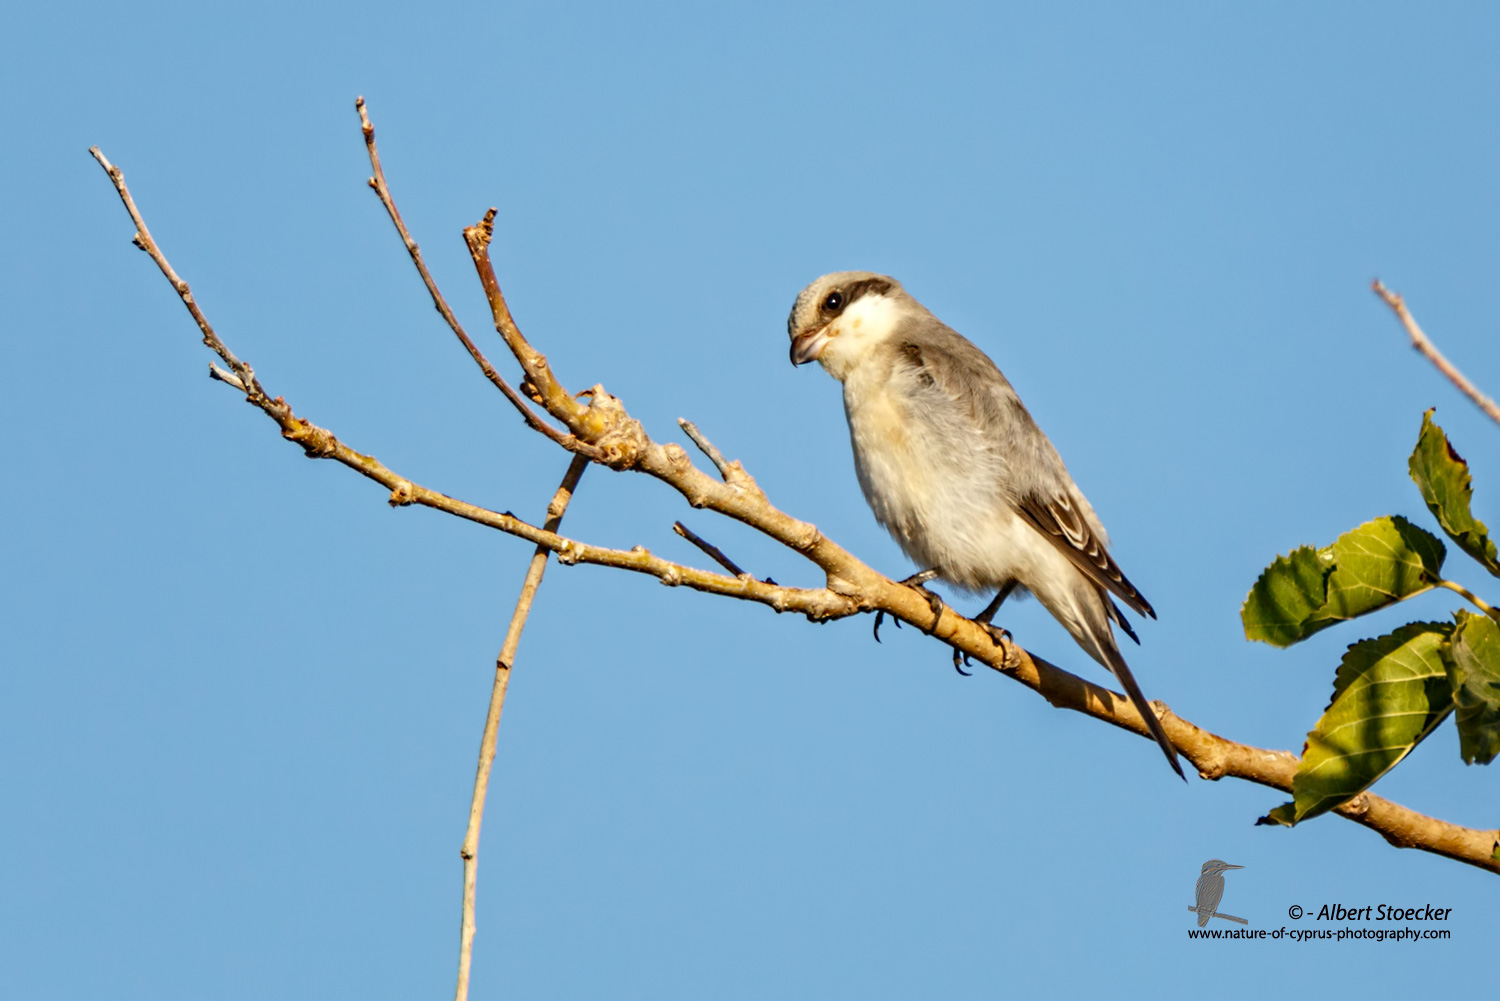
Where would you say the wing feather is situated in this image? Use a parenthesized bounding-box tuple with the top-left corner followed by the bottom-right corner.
(894, 327, 1155, 622)
(1015, 492, 1156, 619)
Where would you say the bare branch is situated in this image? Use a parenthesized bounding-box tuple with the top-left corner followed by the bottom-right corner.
(89, 147, 266, 398)
(1373, 279, 1500, 426)
(355, 99, 605, 459)
(463, 208, 590, 432)
(207, 362, 245, 391)
(678, 418, 733, 480)
(673, 521, 748, 577)
(456, 453, 589, 1001)
(91, 143, 1500, 880)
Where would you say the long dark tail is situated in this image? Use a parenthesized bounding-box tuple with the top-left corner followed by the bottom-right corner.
(1100, 639, 1186, 781)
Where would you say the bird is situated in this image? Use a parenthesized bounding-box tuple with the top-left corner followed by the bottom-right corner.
(1191, 860, 1245, 926)
(786, 271, 1184, 779)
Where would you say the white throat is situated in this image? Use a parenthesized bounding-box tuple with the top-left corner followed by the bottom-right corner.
(816, 293, 905, 382)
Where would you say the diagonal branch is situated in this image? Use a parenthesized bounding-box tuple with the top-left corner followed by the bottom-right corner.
(461, 209, 865, 589)
(673, 521, 749, 577)
(456, 453, 589, 1001)
(678, 418, 736, 481)
(91, 142, 1500, 879)
(88, 147, 267, 399)
(1373, 279, 1500, 427)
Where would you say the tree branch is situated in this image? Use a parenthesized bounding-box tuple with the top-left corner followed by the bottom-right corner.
(673, 521, 749, 577)
(355, 98, 605, 459)
(90, 135, 1500, 889)
(456, 453, 589, 1001)
(678, 418, 736, 481)
(1373, 279, 1500, 427)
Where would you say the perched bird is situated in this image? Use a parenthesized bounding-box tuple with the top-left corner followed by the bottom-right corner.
(786, 271, 1183, 779)
(1192, 860, 1245, 926)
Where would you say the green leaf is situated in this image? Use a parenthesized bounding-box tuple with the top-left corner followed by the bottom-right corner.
(1448, 610, 1500, 765)
(1242, 517, 1445, 647)
(1292, 622, 1455, 822)
(1255, 802, 1297, 827)
(1324, 516, 1446, 618)
(1409, 409, 1500, 578)
(1241, 545, 1335, 646)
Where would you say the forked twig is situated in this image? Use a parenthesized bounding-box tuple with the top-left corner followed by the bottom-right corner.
(356, 98, 604, 458)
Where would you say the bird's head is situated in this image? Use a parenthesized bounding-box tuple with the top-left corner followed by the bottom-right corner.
(786, 271, 910, 380)
(1200, 860, 1244, 876)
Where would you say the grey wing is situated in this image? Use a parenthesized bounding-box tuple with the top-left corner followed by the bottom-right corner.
(1014, 491, 1156, 620)
(895, 324, 1155, 621)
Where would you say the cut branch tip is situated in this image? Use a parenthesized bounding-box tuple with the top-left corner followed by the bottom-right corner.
(208, 362, 246, 391)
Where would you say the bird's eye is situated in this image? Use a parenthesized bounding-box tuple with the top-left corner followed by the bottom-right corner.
(822, 291, 845, 313)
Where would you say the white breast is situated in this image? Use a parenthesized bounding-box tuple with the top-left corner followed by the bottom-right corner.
(840, 357, 1067, 598)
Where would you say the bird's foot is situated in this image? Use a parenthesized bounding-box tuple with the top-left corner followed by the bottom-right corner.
(951, 621, 1011, 675)
(895, 571, 946, 635)
(979, 621, 1011, 647)
(872, 570, 945, 645)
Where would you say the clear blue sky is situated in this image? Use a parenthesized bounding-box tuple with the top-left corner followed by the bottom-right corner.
(4, 2, 1497, 997)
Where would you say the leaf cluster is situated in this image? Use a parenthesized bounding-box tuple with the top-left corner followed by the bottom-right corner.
(1243, 411, 1500, 826)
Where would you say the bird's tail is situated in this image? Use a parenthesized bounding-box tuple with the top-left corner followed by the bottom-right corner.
(1098, 638, 1185, 781)
(1041, 581, 1185, 780)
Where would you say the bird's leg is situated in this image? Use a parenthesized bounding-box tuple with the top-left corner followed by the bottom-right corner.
(953, 582, 1017, 673)
(974, 582, 1016, 645)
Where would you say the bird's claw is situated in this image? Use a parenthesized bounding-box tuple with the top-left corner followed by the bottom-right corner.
(951, 622, 1009, 675)
(872, 609, 904, 643)
(979, 622, 1011, 647)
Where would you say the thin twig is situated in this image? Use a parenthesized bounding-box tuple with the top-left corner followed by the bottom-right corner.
(92, 145, 1500, 882)
(207, 362, 246, 391)
(1436, 579, 1500, 622)
(355, 99, 604, 459)
(89, 147, 266, 398)
(678, 418, 733, 480)
(1373, 279, 1500, 426)
(456, 453, 589, 1001)
(673, 521, 748, 577)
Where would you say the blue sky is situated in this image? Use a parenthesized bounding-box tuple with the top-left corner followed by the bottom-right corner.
(4, 2, 1498, 997)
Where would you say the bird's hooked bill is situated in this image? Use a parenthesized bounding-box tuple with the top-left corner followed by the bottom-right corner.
(789, 327, 830, 366)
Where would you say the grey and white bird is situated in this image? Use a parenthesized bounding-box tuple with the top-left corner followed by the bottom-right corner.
(787, 271, 1184, 779)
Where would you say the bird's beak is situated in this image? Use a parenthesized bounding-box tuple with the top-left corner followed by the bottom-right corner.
(1222, 864, 1244, 870)
(789, 326, 831, 366)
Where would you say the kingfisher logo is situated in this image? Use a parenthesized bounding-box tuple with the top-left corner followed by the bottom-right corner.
(1184, 863, 1456, 943)
(1188, 860, 1246, 926)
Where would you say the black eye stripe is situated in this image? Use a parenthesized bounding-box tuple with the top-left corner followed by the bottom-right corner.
(789, 275, 896, 337)
(826, 277, 894, 317)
